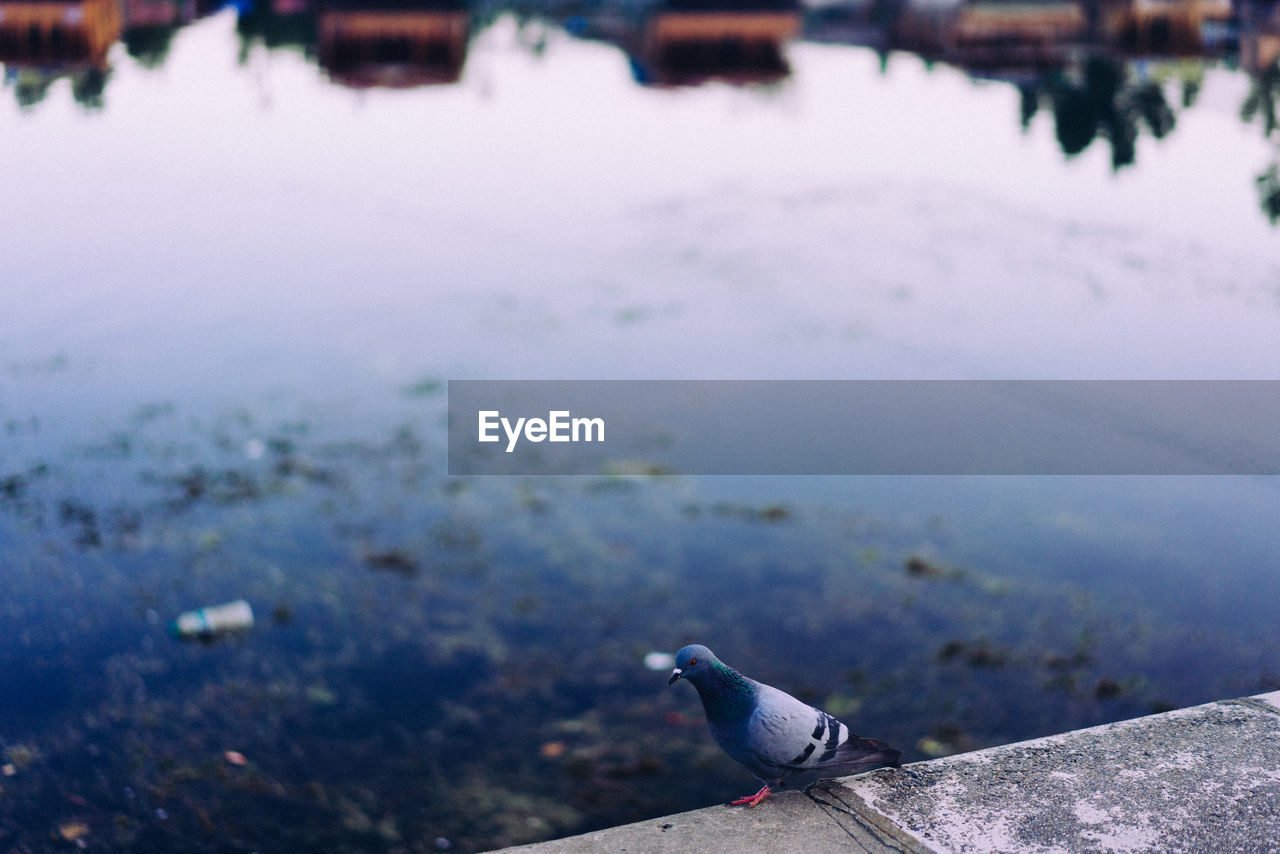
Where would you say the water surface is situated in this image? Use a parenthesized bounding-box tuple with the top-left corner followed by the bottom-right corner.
(3, 0, 1280, 849)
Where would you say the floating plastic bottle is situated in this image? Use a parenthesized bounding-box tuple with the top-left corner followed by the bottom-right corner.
(168, 599, 254, 639)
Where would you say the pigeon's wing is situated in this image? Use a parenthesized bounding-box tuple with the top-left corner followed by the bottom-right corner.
(746, 684, 900, 781)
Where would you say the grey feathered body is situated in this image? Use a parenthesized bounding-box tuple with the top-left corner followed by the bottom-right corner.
(686, 656, 900, 789)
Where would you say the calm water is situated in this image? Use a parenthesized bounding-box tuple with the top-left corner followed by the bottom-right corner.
(3, 0, 1280, 849)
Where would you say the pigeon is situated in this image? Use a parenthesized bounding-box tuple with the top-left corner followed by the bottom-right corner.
(668, 643, 900, 806)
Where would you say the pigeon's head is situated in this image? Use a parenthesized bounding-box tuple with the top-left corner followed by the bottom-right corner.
(668, 644, 717, 686)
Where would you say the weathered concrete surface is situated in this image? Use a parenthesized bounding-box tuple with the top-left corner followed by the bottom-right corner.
(494, 691, 1280, 854)
(845, 690, 1280, 853)
(494, 775, 923, 853)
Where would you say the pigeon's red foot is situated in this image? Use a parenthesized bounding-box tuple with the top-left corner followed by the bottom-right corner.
(729, 785, 772, 807)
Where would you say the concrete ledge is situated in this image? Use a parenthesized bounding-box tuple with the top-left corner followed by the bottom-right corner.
(495, 691, 1280, 853)
(494, 780, 923, 854)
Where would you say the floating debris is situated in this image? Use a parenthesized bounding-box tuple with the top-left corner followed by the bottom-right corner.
(365, 550, 418, 575)
(916, 737, 953, 757)
(59, 499, 101, 549)
(820, 694, 863, 719)
(539, 741, 568, 759)
(937, 638, 1008, 668)
(1094, 678, 1126, 700)
(758, 505, 789, 522)
(601, 460, 673, 477)
(151, 466, 262, 509)
(917, 722, 978, 757)
(708, 501, 794, 523)
(1044, 650, 1095, 671)
(5, 745, 38, 769)
(306, 684, 338, 706)
(168, 600, 255, 640)
(57, 821, 89, 843)
(224, 751, 248, 766)
(643, 651, 675, 671)
(905, 555, 966, 581)
(401, 378, 443, 398)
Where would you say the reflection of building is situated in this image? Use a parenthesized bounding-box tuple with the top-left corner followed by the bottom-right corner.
(0, 0, 122, 65)
(124, 0, 188, 28)
(635, 0, 802, 86)
(1241, 27, 1280, 75)
(952, 1, 1085, 55)
(1236, 0, 1279, 72)
(316, 0, 469, 87)
(1099, 0, 1232, 55)
(896, 0, 1085, 70)
(0, 0, 122, 106)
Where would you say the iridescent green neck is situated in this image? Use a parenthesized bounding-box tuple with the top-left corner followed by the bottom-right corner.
(690, 660, 756, 723)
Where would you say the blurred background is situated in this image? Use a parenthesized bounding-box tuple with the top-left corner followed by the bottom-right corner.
(2, 0, 1280, 849)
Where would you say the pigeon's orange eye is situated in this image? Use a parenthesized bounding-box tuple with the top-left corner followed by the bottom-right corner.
(688, 658, 698, 666)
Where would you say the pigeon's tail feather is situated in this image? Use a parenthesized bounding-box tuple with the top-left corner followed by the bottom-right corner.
(820, 735, 901, 772)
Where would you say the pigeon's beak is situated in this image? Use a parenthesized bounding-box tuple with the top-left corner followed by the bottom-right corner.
(668, 667, 683, 686)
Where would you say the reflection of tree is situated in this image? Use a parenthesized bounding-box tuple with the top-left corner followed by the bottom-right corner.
(1242, 58, 1280, 223)
(1258, 163, 1280, 222)
(71, 66, 109, 108)
(1027, 55, 1175, 169)
(12, 69, 56, 109)
(1242, 58, 1279, 136)
(10, 66, 108, 110)
(1019, 83, 1038, 130)
(235, 1, 318, 62)
(1180, 74, 1200, 109)
(124, 25, 179, 68)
